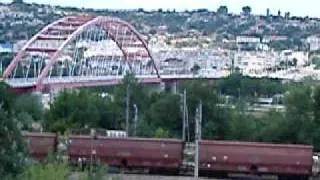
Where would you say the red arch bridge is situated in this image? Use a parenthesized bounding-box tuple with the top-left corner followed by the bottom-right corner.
(2, 15, 228, 93)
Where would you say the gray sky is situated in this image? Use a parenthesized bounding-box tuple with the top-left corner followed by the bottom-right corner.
(1, 0, 320, 17)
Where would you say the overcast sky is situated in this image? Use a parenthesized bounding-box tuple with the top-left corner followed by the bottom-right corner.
(1, 0, 320, 17)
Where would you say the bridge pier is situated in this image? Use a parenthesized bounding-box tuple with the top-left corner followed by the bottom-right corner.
(143, 82, 165, 93)
(171, 81, 177, 94)
(147, 81, 178, 94)
(164, 81, 178, 94)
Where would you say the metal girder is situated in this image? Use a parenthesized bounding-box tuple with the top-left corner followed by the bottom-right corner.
(3, 15, 160, 91)
(37, 35, 69, 40)
(25, 48, 58, 53)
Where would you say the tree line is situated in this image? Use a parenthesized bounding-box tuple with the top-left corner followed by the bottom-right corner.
(2, 73, 320, 178)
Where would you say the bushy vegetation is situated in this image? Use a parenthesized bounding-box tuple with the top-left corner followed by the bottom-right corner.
(3, 160, 109, 180)
(3, 73, 320, 177)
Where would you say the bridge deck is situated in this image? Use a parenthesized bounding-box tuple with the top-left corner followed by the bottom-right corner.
(5, 74, 229, 88)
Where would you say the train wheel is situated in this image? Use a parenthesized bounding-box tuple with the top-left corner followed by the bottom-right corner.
(278, 175, 309, 180)
(120, 159, 128, 174)
(119, 166, 125, 174)
(214, 172, 228, 179)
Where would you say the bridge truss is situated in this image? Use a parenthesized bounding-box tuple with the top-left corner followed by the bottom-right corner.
(3, 16, 160, 91)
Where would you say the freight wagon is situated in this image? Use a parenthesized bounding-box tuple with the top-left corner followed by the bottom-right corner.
(67, 135, 184, 174)
(23, 131, 57, 160)
(199, 140, 313, 180)
(22, 132, 320, 179)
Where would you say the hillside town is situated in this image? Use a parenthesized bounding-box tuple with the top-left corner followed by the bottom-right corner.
(1, 1, 320, 80)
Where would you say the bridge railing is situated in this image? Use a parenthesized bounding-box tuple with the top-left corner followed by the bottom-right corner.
(5, 75, 161, 88)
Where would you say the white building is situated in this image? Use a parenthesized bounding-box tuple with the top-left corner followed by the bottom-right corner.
(236, 36, 261, 44)
(0, 42, 13, 53)
(154, 48, 232, 74)
(280, 50, 309, 67)
(307, 35, 320, 52)
(262, 35, 288, 43)
(149, 36, 169, 52)
(234, 51, 278, 75)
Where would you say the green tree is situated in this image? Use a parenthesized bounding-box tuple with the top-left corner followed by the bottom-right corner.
(284, 86, 314, 145)
(217, 74, 285, 98)
(312, 86, 320, 149)
(15, 112, 34, 130)
(0, 53, 15, 73)
(255, 110, 289, 143)
(202, 121, 218, 139)
(22, 162, 70, 180)
(154, 128, 170, 138)
(217, 6, 228, 15)
(111, 73, 151, 134)
(226, 109, 258, 141)
(312, 56, 320, 69)
(44, 90, 102, 133)
(242, 6, 252, 16)
(96, 96, 117, 130)
(13, 94, 44, 122)
(147, 93, 181, 137)
(136, 118, 155, 138)
(182, 80, 228, 140)
(0, 82, 14, 111)
(0, 107, 27, 178)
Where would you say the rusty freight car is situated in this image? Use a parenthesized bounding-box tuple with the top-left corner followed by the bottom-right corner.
(199, 140, 313, 180)
(67, 135, 184, 173)
(23, 131, 57, 161)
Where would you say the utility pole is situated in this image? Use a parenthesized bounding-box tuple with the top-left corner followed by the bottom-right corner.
(186, 97, 190, 142)
(0, 58, 2, 75)
(90, 128, 96, 172)
(182, 89, 186, 142)
(194, 100, 202, 179)
(133, 104, 138, 136)
(126, 85, 130, 137)
(180, 89, 190, 142)
(199, 101, 202, 140)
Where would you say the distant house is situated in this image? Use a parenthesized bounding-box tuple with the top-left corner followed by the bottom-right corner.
(256, 97, 273, 105)
(157, 26, 168, 35)
(262, 35, 288, 43)
(280, 50, 309, 67)
(0, 42, 13, 53)
(161, 58, 186, 74)
(236, 35, 261, 51)
(306, 35, 320, 52)
(236, 35, 261, 44)
(234, 51, 278, 75)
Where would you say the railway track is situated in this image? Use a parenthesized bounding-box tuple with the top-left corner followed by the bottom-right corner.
(69, 172, 280, 180)
(69, 173, 229, 180)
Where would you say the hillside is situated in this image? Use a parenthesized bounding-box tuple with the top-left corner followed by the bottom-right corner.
(1, 2, 320, 48)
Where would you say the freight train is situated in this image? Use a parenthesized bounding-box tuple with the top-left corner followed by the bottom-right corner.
(22, 131, 320, 180)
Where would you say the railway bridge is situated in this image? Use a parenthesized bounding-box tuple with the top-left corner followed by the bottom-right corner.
(2, 15, 227, 93)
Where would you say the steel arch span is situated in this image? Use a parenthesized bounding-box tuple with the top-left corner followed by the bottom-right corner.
(3, 15, 160, 91)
